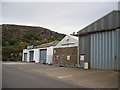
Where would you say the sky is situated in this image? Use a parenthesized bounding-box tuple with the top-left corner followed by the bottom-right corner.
(1, 0, 119, 35)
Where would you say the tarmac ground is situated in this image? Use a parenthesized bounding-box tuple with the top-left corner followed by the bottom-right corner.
(2, 62, 119, 88)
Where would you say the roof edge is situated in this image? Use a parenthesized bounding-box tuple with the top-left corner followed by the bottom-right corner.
(77, 10, 120, 35)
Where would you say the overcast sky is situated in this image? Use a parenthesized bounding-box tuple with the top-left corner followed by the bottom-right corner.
(2, 1, 119, 35)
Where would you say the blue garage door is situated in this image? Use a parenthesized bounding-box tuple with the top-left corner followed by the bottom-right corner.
(40, 49, 47, 64)
(29, 51, 34, 61)
(24, 53, 27, 61)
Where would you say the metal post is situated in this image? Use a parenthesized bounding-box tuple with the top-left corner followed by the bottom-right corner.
(77, 36, 80, 67)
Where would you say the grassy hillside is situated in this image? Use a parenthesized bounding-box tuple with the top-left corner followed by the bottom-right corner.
(2, 24, 65, 61)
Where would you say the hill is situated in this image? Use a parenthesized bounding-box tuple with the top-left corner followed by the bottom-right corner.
(2, 24, 65, 61)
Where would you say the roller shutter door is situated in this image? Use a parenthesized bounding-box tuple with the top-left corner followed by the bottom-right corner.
(29, 51, 34, 61)
(40, 49, 47, 64)
(24, 53, 27, 61)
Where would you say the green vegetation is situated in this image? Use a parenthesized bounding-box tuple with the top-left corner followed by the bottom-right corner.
(2, 24, 65, 61)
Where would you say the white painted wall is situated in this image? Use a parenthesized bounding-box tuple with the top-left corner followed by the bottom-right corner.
(34, 47, 46, 63)
(33, 47, 54, 64)
(22, 49, 35, 62)
(27, 50, 30, 62)
(46, 46, 54, 64)
(22, 46, 55, 64)
(34, 48, 40, 63)
(22, 49, 28, 62)
(55, 35, 78, 48)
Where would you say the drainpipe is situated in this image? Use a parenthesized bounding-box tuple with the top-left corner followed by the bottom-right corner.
(77, 36, 80, 67)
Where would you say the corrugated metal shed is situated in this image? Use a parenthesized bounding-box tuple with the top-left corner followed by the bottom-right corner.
(77, 10, 120, 36)
(90, 31, 117, 70)
(77, 10, 120, 70)
(79, 35, 90, 68)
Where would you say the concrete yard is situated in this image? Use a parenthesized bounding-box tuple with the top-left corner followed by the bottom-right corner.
(2, 62, 119, 88)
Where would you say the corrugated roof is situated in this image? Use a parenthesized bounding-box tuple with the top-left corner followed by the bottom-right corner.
(76, 10, 120, 36)
(34, 40, 59, 48)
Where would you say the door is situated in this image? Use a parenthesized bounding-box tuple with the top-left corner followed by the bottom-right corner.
(40, 49, 47, 64)
(90, 31, 117, 70)
(24, 53, 27, 61)
(29, 51, 34, 61)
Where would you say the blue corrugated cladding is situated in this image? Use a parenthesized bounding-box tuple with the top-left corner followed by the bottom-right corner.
(90, 30, 119, 70)
(78, 11, 120, 70)
(79, 35, 90, 68)
(116, 29, 120, 70)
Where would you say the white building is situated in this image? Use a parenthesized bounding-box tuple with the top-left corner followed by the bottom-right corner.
(22, 41, 59, 64)
(22, 48, 35, 62)
(55, 35, 78, 48)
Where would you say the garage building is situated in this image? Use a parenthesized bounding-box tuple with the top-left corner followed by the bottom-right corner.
(22, 41, 59, 64)
(22, 45, 35, 62)
(53, 35, 78, 67)
(34, 40, 59, 64)
(76, 10, 120, 70)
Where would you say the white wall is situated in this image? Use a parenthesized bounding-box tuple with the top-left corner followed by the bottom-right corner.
(34, 47, 47, 63)
(46, 46, 54, 64)
(55, 35, 78, 48)
(33, 47, 54, 64)
(34, 49, 40, 63)
(23, 46, 54, 64)
(22, 49, 35, 62)
(22, 49, 28, 62)
(27, 50, 30, 62)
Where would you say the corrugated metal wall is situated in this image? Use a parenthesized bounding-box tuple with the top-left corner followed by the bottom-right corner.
(90, 30, 117, 70)
(79, 29, 120, 70)
(116, 29, 120, 70)
(78, 11, 120, 70)
(78, 11, 119, 34)
(79, 35, 90, 68)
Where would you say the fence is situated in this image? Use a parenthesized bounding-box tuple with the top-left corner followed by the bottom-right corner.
(53, 54, 77, 67)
